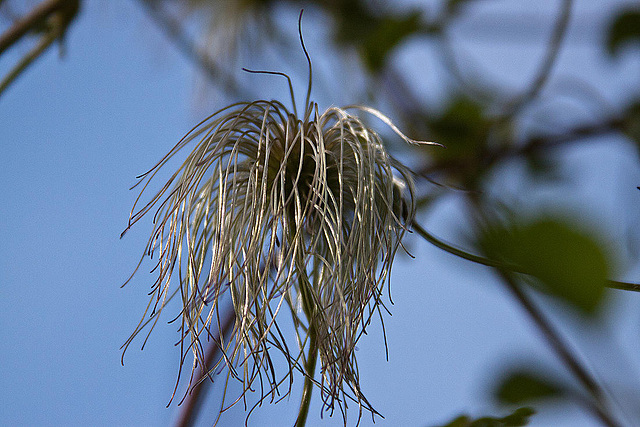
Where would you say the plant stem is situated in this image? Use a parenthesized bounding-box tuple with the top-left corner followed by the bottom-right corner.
(295, 274, 319, 427)
(495, 270, 620, 427)
(295, 321, 318, 427)
(411, 221, 640, 293)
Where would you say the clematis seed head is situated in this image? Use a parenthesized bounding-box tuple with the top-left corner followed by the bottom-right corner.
(121, 16, 437, 424)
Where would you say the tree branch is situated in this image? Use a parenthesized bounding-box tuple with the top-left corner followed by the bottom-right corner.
(0, 0, 78, 55)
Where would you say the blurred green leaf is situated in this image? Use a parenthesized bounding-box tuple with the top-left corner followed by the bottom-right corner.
(607, 9, 640, 56)
(446, 0, 475, 15)
(523, 152, 562, 183)
(495, 371, 562, 405)
(424, 97, 495, 186)
(439, 415, 471, 427)
(479, 217, 611, 315)
(430, 97, 490, 160)
(437, 407, 535, 427)
(333, 2, 378, 46)
(492, 407, 536, 426)
(362, 12, 421, 71)
(623, 102, 640, 156)
(332, 2, 423, 72)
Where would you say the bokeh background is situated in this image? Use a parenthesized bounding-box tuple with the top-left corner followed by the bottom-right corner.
(2, 1, 640, 426)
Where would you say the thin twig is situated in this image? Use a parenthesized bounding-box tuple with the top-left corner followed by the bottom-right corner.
(295, 323, 318, 427)
(415, 183, 623, 426)
(0, 0, 79, 95)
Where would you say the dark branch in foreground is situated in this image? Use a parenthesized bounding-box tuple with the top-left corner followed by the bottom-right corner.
(0, 0, 79, 95)
(0, 0, 77, 54)
(175, 309, 236, 427)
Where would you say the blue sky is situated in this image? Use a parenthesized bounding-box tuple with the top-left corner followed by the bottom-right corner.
(1, 1, 640, 426)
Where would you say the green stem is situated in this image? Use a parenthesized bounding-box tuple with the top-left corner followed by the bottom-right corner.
(284, 211, 320, 427)
(292, 249, 318, 426)
(295, 319, 318, 427)
(411, 221, 640, 293)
